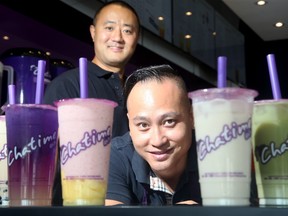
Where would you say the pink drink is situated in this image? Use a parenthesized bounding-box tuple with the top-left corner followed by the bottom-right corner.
(0, 116, 9, 206)
(4, 104, 58, 206)
(55, 98, 117, 206)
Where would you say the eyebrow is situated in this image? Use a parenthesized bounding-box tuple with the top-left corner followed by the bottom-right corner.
(132, 112, 180, 122)
(104, 20, 134, 28)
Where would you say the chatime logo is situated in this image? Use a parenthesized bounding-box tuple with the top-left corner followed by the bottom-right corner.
(197, 118, 252, 161)
(60, 126, 111, 165)
(0, 143, 7, 161)
(255, 139, 288, 164)
(8, 132, 58, 166)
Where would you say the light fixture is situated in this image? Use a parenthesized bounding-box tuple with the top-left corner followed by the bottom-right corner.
(158, 16, 164, 21)
(185, 11, 192, 16)
(185, 34, 191, 39)
(2, 35, 10, 40)
(256, 0, 267, 6)
(274, 22, 284, 28)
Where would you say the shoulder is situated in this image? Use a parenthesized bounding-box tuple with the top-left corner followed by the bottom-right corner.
(111, 132, 133, 151)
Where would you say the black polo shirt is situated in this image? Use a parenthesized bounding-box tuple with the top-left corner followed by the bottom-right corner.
(44, 61, 128, 137)
(106, 132, 202, 205)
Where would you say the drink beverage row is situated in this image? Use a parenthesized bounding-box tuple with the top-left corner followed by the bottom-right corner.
(1, 88, 288, 207)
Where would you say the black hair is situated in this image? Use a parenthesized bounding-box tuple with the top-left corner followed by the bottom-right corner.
(92, 0, 140, 32)
(124, 64, 188, 104)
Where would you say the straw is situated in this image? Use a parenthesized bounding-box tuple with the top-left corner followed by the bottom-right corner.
(79, 57, 88, 98)
(266, 54, 281, 99)
(35, 60, 46, 104)
(217, 56, 227, 88)
(8, 84, 16, 105)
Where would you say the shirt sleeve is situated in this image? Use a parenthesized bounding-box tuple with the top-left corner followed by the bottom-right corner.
(44, 70, 80, 105)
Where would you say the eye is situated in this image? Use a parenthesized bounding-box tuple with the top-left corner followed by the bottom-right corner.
(105, 26, 114, 31)
(136, 122, 150, 131)
(123, 28, 133, 35)
(163, 119, 176, 127)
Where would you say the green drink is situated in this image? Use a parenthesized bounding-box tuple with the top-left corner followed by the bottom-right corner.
(252, 99, 288, 206)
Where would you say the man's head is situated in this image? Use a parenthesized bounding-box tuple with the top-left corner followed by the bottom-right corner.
(124, 65, 193, 178)
(90, 1, 140, 74)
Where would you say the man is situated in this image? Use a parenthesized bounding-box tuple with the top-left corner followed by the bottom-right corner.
(44, 0, 140, 137)
(105, 64, 201, 205)
(44, 1, 140, 205)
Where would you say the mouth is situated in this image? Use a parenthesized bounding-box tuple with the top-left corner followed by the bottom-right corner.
(150, 148, 173, 161)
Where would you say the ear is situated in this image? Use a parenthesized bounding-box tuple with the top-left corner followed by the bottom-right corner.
(190, 105, 194, 129)
(89, 25, 95, 42)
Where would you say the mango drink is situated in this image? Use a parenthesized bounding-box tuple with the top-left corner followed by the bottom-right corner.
(56, 98, 117, 206)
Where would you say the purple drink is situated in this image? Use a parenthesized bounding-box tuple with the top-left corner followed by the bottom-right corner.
(4, 104, 58, 206)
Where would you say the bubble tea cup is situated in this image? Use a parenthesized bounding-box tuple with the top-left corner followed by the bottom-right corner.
(55, 98, 117, 206)
(4, 104, 58, 206)
(189, 87, 258, 206)
(252, 99, 288, 206)
(0, 115, 9, 206)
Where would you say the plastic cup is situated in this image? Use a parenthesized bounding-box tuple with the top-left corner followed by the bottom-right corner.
(252, 99, 288, 206)
(55, 98, 117, 206)
(0, 115, 9, 206)
(4, 104, 58, 206)
(189, 87, 258, 206)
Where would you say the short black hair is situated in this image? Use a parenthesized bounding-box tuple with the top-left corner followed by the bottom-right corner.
(124, 64, 188, 104)
(92, 0, 140, 32)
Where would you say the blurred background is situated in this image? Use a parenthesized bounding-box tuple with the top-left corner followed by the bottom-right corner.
(0, 0, 288, 106)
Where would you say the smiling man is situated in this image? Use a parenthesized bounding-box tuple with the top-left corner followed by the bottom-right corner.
(105, 64, 201, 206)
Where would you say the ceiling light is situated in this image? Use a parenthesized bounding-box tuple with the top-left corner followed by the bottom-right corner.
(185, 34, 191, 39)
(185, 11, 192, 16)
(3, 35, 10, 40)
(158, 16, 164, 21)
(256, 1, 267, 6)
(274, 22, 284, 28)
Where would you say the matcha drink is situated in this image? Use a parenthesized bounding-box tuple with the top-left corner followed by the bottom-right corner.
(252, 99, 288, 206)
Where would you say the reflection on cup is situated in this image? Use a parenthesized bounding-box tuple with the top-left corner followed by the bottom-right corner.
(55, 98, 117, 206)
(189, 87, 258, 206)
(252, 99, 288, 206)
(4, 104, 58, 206)
(0, 115, 9, 206)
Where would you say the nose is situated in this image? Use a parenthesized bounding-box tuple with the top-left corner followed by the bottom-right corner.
(150, 127, 167, 147)
(111, 28, 123, 42)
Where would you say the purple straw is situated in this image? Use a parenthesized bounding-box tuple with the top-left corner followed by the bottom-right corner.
(79, 57, 88, 98)
(8, 84, 16, 105)
(267, 54, 281, 99)
(217, 56, 227, 88)
(35, 60, 46, 104)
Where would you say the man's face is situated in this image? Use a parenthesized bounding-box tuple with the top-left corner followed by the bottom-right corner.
(127, 78, 193, 177)
(90, 4, 139, 71)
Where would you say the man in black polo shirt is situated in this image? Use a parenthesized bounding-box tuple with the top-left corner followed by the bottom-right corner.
(44, 1, 140, 206)
(105, 64, 201, 205)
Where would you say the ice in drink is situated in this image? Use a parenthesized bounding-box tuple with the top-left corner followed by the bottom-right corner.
(189, 87, 258, 206)
(56, 98, 117, 206)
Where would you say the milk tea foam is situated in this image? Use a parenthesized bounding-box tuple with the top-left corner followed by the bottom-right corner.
(189, 88, 257, 206)
(252, 100, 288, 206)
(56, 98, 117, 206)
(0, 116, 8, 206)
